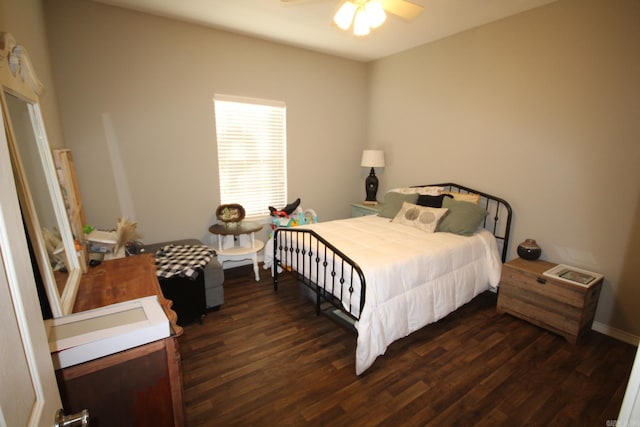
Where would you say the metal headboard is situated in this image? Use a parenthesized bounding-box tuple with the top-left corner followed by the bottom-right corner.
(419, 183, 513, 262)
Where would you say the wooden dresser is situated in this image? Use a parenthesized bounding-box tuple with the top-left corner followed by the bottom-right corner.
(497, 258, 603, 344)
(56, 254, 185, 427)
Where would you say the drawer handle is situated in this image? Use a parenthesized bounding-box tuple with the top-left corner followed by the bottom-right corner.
(536, 277, 546, 284)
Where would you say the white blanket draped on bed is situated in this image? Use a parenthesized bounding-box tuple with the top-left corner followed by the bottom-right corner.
(287, 215, 503, 375)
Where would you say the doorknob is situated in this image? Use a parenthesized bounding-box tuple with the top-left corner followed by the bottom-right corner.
(54, 408, 89, 427)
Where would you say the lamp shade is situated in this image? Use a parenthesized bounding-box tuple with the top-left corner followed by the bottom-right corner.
(361, 150, 385, 168)
(353, 9, 371, 36)
(334, 1, 357, 30)
(334, 0, 387, 36)
(365, 0, 386, 28)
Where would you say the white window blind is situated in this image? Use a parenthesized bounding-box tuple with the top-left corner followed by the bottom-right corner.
(214, 94, 287, 218)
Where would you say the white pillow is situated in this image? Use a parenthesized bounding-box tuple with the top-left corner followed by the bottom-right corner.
(443, 191, 481, 205)
(392, 202, 449, 233)
(388, 186, 443, 196)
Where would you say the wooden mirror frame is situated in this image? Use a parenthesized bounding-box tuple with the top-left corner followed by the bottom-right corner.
(0, 32, 82, 316)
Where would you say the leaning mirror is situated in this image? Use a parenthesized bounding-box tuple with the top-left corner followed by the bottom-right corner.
(0, 32, 82, 316)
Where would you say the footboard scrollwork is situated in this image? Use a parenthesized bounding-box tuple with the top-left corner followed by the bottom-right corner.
(273, 228, 366, 320)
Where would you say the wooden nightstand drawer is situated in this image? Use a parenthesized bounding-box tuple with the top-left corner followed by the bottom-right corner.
(498, 284, 583, 335)
(500, 266, 587, 308)
(497, 258, 603, 343)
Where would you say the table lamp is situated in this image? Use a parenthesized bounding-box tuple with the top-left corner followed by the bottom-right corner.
(361, 150, 385, 204)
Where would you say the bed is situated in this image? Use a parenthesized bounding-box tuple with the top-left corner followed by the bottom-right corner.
(272, 183, 512, 374)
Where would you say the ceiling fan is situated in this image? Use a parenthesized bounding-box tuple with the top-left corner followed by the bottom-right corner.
(281, 0, 424, 36)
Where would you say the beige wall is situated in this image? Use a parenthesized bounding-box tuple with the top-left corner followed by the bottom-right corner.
(40, 0, 640, 336)
(43, 0, 369, 243)
(0, 0, 65, 148)
(368, 0, 640, 335)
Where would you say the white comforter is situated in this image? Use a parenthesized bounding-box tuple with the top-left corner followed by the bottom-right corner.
(283, 215, 503, 374)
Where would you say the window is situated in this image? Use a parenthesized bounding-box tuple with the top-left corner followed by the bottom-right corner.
(214, 94, 287, 218)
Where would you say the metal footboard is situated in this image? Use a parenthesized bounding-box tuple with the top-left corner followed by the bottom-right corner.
(273, 227, 365, 321)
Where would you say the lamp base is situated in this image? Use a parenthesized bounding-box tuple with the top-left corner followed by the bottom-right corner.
(364, 168, 379, 203)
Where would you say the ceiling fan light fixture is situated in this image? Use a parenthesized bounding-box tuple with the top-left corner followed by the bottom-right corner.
(334, 1, 358, 30)
(364, 0, 386, 28)
(353, 8, 371, 36)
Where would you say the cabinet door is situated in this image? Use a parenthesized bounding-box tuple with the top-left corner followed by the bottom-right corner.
(57, 338, 183, 427)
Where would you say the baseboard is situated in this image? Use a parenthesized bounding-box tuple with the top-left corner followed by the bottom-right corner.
(592, 321, 639, 346)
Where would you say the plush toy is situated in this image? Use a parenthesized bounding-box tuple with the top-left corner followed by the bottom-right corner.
(270, 208, 317, 230)
(269, 198, 301, 216)
(270, 209, 289, 218)
(268, 195, 317, 235)
(303, 209, 318, 225)
(271, 215, 294, 228)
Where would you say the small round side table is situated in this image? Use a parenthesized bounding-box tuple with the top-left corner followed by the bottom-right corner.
(208, 221, 264, 282)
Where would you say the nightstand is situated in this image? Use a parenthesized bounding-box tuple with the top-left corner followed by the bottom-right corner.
(351, 202, 384, 217)
(497, 258, 603, 343)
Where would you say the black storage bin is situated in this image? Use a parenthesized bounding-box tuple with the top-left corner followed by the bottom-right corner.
(157, 274, 206, 326)
(143, 239, 211, 326)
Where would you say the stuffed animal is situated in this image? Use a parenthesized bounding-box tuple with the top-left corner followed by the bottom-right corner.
(269, 198, 301, 216)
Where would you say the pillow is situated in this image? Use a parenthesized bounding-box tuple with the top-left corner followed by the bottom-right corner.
(444, 191, 481, 205)
(388, 186, 443, 196)
(416, 194, 451, 208)
(392, 202, 449, 233)
(436, 197, 488, 235)
(379, 192, 419, 219)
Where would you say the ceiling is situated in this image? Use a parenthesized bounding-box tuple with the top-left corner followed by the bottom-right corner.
(93, 0, 558, 62)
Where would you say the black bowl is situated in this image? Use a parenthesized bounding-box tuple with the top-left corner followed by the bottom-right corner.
(517, 245, 541, 260)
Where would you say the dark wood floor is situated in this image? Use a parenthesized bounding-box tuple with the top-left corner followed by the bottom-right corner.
(179, 264, 636, 426)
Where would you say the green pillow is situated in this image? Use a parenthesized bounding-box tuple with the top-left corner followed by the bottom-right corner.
(379, 192, 419, 219)
(436, 197, 488, 235)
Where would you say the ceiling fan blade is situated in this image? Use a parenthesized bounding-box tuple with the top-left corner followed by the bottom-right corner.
(381, 0, 424, 21)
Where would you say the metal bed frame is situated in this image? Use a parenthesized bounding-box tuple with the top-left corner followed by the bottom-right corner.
(272, 183, 513, 324)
